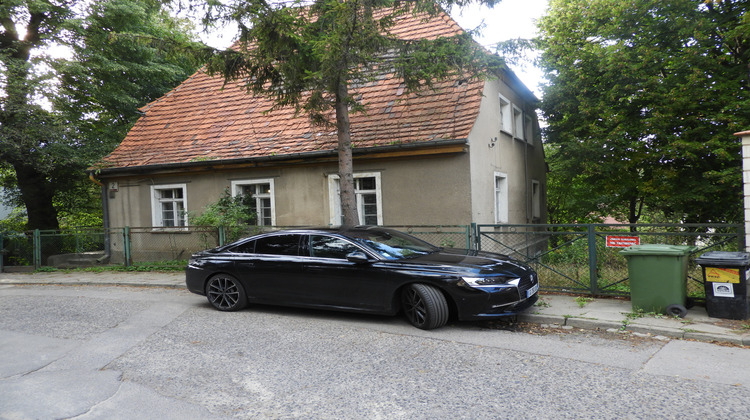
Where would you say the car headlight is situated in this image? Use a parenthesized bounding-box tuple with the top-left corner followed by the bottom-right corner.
(461, 276, 520, 289)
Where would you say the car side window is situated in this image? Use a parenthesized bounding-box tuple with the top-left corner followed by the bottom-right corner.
(310, 235, 361, 259)
(254, 234, 301, 256)
(231, 240, 255, 254)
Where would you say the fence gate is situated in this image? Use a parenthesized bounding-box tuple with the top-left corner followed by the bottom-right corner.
(475, 223, 745, 299)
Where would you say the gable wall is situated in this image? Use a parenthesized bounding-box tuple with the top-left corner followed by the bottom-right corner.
(467, 79, 547, 224)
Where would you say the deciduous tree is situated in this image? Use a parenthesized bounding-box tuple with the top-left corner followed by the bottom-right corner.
(0, 0, 197, 230)
(538, 0, 750, 224)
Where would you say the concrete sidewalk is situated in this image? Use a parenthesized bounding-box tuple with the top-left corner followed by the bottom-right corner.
(1, 271, 748, 346)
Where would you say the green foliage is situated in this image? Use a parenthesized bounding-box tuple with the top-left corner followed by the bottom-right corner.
(0, 209, 27, 234)
(537, 0, 748, 224)
(0, 0, 198, 231)
(191, 189, 258, 243)
(195, 0, 503, 225)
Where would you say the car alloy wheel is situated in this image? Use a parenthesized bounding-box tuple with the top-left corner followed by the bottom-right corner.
(401, 283, 449, 330)
(206, 274, 247, 311)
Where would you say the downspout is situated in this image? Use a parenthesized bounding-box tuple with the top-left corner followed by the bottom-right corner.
(88, 173, 111, 262)
(524, 135, 530, 223)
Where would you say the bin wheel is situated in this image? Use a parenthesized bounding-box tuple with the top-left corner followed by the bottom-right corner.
(666, 304, 688, 318)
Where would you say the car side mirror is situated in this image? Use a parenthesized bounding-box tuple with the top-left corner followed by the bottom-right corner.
(346, 251, 370, 264)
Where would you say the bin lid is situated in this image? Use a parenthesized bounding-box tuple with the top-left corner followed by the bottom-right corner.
(695, 251, 750, 267)
(619, 244, 695, 256)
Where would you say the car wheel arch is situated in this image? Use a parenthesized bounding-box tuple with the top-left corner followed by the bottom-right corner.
(205, 273, 248, 311)
(397, 282, 454, 329)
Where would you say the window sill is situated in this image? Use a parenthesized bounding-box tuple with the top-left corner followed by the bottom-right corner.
(150, 227, 190, 233)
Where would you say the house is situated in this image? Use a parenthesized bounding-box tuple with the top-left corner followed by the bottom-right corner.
(91, 11, 546, 261)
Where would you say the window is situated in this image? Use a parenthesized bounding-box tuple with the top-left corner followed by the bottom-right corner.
(254, 234, 300, 256)
(524, 114, 535, 144)
(499, 94, 512, 134)
(310, 235, 361, 259)
(151, 184, 187, 228)
(494, 173, 509, 224)
(531, 180, 541, 219)
(513, 105, 524, 140)
(231, 179, 275, 226)
(328, 172, 383, 226)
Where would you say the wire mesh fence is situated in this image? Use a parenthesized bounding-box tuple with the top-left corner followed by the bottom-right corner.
(475, 224, 745, 299)
(1, 223, 744, 301)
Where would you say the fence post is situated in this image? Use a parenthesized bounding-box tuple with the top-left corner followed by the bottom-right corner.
(587, 224, 599, 294)
(33, 229, 41, 270)
(471, 223, 479, 250)
(219, 226, 226, 247)
(123, 227, 132, 267)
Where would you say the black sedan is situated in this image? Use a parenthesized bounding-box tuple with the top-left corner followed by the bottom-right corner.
(186, 226, 539, 330)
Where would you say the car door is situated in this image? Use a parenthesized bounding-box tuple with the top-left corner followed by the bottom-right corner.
(234, 233, 308, 303)
(300, 234, 388, 310)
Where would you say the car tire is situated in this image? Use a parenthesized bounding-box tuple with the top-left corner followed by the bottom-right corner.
(666, 304, 688, 318)
(401, 284, 449, 330)
(206, 274, 247, 312)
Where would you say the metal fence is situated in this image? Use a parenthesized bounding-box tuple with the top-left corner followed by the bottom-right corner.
(475, 224, 745, 299)
(1, 223, 744, 300)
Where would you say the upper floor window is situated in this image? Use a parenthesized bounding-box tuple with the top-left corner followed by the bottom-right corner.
(231, 179, 275, 226)
(524, 114, 535, 145)
(513, 105, 524, 140)
(499, 94, 512, 135)
(151, 184, 187, 228)
(328, 172, 383, 226)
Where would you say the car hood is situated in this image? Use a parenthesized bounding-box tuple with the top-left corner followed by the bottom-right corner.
(392, 248, 532, 276)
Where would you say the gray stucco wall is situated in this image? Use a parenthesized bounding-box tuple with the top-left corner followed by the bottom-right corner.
(104, 151, 473, 229)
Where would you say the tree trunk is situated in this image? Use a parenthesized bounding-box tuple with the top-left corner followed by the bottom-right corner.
(628, 196, 643, 232)
(14, 163, 59, 231)
(335, 80, 359, 227)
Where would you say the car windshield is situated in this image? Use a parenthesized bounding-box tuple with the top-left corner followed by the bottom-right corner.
(348, 229, 439, 260)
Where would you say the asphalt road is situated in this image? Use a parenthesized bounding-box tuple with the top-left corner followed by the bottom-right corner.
(2, 284, 750, 419)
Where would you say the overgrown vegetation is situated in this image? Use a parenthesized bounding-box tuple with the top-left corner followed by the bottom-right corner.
(190, 189, 259, 244)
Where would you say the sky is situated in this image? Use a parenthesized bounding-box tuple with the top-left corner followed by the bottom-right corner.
(195, 0, 550, 97)
(450, 0, 549, 96)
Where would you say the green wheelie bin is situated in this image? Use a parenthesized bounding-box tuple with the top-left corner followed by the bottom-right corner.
(620, 244, 695, 317)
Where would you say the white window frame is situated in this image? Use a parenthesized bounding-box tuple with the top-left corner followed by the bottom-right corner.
(150, 184, 188, 229)
(231, 179, 276, 226)
(531, 179, 541, 219)
(494, 172, 509, 224)
(328, 172, 383, 226)
(499, 94, 512, 135)
(513, 105, 524, 140)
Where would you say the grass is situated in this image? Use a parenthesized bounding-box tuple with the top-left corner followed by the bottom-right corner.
(575, 296, 593, 308)
(35, 260, 187, 273)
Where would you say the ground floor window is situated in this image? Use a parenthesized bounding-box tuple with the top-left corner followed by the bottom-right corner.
(328, 172, 383, 226)
(531, 179, 541, 219)
(151, 184, 187, 228)
(494, 173, 508, 224)
(231, 179, 275, 226)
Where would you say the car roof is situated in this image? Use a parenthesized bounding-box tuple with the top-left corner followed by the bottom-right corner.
(257, 226, 392, 236)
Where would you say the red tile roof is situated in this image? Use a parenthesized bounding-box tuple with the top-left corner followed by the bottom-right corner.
(97, 11, 486, 170)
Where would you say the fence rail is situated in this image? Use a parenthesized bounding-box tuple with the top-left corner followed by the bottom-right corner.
(1, 223, 744, 299)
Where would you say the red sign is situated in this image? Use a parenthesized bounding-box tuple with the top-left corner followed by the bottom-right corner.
(606, 236, 640, 248)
